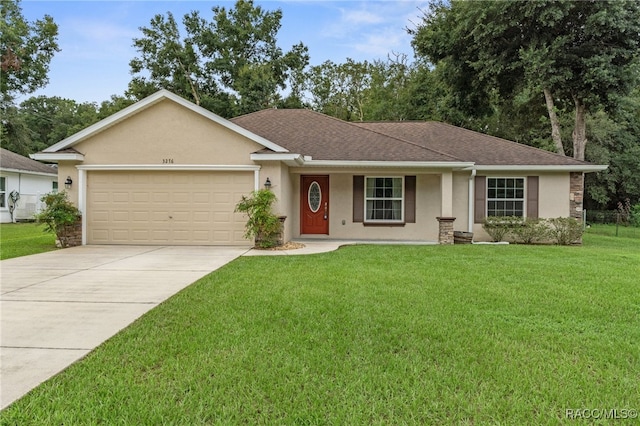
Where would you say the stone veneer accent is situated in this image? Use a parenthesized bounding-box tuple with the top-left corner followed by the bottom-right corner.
(57, 217, 82, 247)
(436, 217, 456, 245)
(569, 172, 584, 222)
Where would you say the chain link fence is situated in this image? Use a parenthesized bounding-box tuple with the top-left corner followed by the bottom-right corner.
(584, 210, 639, 238)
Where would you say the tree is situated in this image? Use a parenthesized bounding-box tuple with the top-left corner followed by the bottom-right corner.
(366, 54, 419, 121)
(128, 12, 221, 109)
(307, 59, 372, 121)
(411, 0, 640, 160)
(584, 89, 640, 209)
(19, 96, 101, 150)
(1, 0, 59, 155)
(129, 0, 309, 117)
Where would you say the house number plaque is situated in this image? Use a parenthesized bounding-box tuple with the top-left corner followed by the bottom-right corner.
(162, 159, 174, 164)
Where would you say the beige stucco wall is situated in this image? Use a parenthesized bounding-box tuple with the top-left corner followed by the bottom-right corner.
(253, 161, 294, 243)
(472, 171, 571, 241)
(452, 172, 471, 233)
(57, 162, 81, 206)
(290, 171, 444, 242)
(75, 100, 263, 166)
(57, 99, 267, 208)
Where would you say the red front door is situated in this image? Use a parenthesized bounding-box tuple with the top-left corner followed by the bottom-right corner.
(301, 175, 329, 234)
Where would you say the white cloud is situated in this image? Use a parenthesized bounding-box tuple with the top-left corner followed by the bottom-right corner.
(341, 8, 384, 25)
(352, 26, 410, 58)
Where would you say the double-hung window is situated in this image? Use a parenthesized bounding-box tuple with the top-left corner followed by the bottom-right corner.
(0, 177, 6, 208)
(365, 177, 404, 222)
(487, 177, 525, 217)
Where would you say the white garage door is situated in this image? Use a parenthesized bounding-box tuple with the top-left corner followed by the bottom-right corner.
(87, 171, 254, 245)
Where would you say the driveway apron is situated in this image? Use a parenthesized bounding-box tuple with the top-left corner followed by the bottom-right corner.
(0, 245, 249, 410)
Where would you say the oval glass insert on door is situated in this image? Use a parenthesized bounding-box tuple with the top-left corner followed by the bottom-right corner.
(308, 181, 322, 212)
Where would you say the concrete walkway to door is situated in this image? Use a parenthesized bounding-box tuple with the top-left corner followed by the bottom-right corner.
(0, 245, 250, 410)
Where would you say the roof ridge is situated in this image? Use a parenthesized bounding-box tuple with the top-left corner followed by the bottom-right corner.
(352, 121, 466, 162)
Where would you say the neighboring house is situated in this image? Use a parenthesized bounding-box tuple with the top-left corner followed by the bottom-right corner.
(32, 90, 606, 245)
(0, 148, 58, 223)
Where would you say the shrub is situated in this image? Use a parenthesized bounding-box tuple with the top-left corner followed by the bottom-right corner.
(35, 191, 81, 247)
(235, 189, 281, 248)
(511, 218, 552, 244)
(547, 217, 584, 245)
(482, 216, 522, 242)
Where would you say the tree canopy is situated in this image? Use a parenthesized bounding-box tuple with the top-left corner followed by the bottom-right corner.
(129, 0, 309, 117)
(411, 0, 640, 160)
(1, 0, 59, 155)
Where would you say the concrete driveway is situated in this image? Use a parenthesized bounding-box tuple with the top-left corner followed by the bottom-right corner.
(0, 245, 250, 410)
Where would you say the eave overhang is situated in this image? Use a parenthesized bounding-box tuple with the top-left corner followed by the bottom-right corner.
(0, 167, 57, 177)
(30, 152, 85, 162)
(250, 153, 475, 170)
(471, 164, 608, 173)
(250, 153, 305, 166)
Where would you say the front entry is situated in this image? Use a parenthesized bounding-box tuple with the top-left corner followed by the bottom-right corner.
(301, 175, 329, 234)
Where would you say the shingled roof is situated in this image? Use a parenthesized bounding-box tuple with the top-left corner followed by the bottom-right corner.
(232, 109, 595, 167)
(231, 109, 461, 162)
(0, 148, 57, 175)
(354, 121, 591, 166)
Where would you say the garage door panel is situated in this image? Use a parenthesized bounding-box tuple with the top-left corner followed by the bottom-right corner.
(91, 229, 109, 242)
(131, 211, 149, 222)
(153, 192, 170, 203)
(112, 229, 131, 241)
(92, 192, 110, 203)
(92, 211, 109, 222)
(87, 171, 253, 245)
(110, 174, 130, 185)
(173, 192, 190, 203)
(113, 211, 129, 222)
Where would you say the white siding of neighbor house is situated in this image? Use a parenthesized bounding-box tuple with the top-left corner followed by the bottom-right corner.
(0, 171, 57, 223)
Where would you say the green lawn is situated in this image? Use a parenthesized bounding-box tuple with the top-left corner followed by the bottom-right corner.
(586, 222, 640, 239)
(0, 223, 57, 260)
(1, 234, 638, 424)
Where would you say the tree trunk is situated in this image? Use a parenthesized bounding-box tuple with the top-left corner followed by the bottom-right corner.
(543, 88, 565, 155)
(572, 96, 587, 161)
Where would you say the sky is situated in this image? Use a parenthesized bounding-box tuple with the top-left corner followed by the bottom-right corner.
(19, 0, 429, 104)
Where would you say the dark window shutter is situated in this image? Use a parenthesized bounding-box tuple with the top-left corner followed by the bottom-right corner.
(353, 175, 364, 222)
(527, 176, 539, 219)
(474, 176, 486, 223)
(405, 176, 416, 223)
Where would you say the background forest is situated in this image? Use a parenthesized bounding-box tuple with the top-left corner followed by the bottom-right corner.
(2, 0, 639, 211)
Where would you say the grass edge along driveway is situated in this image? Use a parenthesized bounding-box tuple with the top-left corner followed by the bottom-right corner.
(1, 234, 639, 424)
(0, 223, 57, 260)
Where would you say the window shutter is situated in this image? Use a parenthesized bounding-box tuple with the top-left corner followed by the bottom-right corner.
(405, 176, 416, 223)
(353, 175, 364, 222)
(474, 176, 486, 223)
(527, 176, 539, 219)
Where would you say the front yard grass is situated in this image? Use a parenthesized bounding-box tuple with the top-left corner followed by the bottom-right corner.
(0, 223, 57, 260)
(1, 234, 638, 424)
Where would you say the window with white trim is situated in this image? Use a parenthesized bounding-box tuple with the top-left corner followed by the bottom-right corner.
(0, 177, 6, 208)
(487, 177, 525, 217)
(365, 177, 404, 221)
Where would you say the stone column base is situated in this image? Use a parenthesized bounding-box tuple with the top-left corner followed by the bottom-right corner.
(57, 216, 82, 247)
(436, 217, 456, 245)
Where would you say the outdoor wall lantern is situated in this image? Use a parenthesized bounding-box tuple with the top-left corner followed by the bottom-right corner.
(65, 176, 73, 189)
(264, 177, 272, 189)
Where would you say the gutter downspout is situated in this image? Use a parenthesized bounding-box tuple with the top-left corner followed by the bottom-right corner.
(468, 168, 476, 233)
